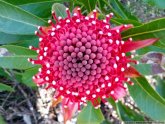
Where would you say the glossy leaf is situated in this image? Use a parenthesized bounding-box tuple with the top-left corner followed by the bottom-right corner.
(137, 77, 165, 104)
(109, 0, 138, 20)
(128, 77, 165, 120)
(2, 0, 66, 5)
(0, 31, 35, 45)
(22, 66, 39, 87)
(52, 3, 67, 18)
(19, 1, 53, 19)
(122, 18, 165, 49)
(116, 101, 144, 121)
(134, 64, 152, 75)
(0, 55, 35, 69)
(0, 83, 14, 92)
(77, 102, 104, 124)
(19, 0, 69, 18)
(111, 18, 141, 26)
(0, 45, 36, 69)
(13, 38, 39, 48)
(136, 45, 165, 55)
(0, 45, 37, 55)
(155, 77, 165, 99)
(98, 0, 122, 18)
(0, 1, 46, 35)
(78, 0, 97, 12)
(142, 0, 165, 9)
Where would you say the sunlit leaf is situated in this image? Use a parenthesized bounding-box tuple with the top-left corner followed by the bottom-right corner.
(128, 77, 165, 120)
(52, 3, 67, 18)
(0, 32, 35, 45)
(77, 102, 104, 124)
(116, 101, 145, 121)
(22, 66, 39, 87)
(0, 55, 35, 69)
(0, 1, 46, 35)
(155, 77, 165, 99)
(109, 0, 138, 20)
(122, 18, 165, 49)
(0, 45, 37, 55)
(78, 0, 97, 12)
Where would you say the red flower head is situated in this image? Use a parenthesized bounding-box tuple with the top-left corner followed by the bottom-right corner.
(28, 8, 158, 111)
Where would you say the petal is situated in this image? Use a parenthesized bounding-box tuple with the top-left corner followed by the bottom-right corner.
(87, 11, 99, 19)
(62, 98, 78, 123)
(122, 38, 159, 53)
(113, 86, 127, 100)
(112, 24, 133, 32)
(124, 66, 141, 77)
(42, 26, 52, 33)
(33, 73, 45, 85)
(72, 7, 80, 15)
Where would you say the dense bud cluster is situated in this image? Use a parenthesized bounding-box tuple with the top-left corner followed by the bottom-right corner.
(28, 8, 154, 110)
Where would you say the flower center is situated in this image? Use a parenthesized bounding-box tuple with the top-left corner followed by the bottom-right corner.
(52, 28, 111, 85)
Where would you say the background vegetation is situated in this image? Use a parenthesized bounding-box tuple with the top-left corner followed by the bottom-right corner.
(0, 0, 165, 123)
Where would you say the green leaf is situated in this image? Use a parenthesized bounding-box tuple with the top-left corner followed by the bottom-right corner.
(13, 38, 39, 48)
(122, 18, 165, 49)
(0, 55, 35, 69)
(18, 0, 69, 19)
(134, 64, 152, 75)
(107, 97, 116, 109)
(109, 0, 138, 20)
(22, 66, 39, 88)
(0, 83, 14, 92)
(78, 0, 97, 12)
(0, 31, 35, 45)
(116, 101, 144, 121)
(137, 77, 165, 105)
(19, 1, 54, 19)
(14, 71, 23, 83)
(136, 45, 165, 55)
(0, 68, 8, 77)
(98, 0, 122, 18)
(52, 3, 67, 18)
(97, 0, 106, 13)
(2, 0, 67, 5)
(111, 18, 141, 26)
(142, 0, 165, 9)
(155, 77, 165, 99)
(0, 115, 6, 124)
(0, 1, 47, 35)
(77, 102, 104, 124)
(128, 77, 165, 120)
(0, 45, 36, 69)
(0, 45, 37, 55)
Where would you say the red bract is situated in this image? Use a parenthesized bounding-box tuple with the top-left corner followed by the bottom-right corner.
(28, 8, 158, 111)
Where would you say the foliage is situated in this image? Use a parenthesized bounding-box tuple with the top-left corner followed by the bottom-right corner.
(0, 0, 165, 123)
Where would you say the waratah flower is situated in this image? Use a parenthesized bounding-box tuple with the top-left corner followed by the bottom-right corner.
(28, 8, 158, 110)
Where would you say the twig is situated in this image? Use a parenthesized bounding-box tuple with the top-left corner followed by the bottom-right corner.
(4, 69, 38, 124)
(1, 83, 17, 107)
(17, 96, 36, 106)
